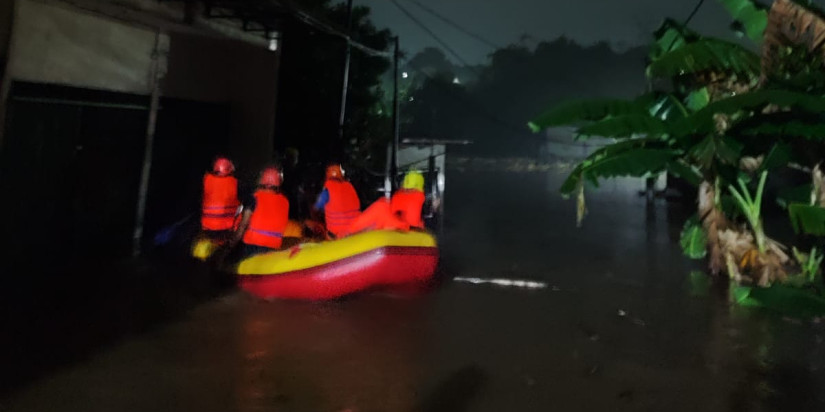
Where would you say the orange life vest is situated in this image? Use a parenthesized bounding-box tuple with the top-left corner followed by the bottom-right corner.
(242, 189, 290, 249)
(202, 173, 240, 231)
(391, 189, 425, 228)
(324, 178, 361, 237)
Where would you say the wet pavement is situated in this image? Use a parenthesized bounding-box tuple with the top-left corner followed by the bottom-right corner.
(3, 170, 825, 411)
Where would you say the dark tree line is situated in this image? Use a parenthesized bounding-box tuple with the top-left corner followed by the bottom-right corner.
(275, 1, 652, 167)
(401, 39, 649, 156)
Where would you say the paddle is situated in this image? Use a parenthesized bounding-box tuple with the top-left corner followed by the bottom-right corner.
(153, 213, 195, 246)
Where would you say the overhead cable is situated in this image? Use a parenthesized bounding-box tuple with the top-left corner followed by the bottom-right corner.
(405, 0, 501, 49)
(389, 0, 476, 68)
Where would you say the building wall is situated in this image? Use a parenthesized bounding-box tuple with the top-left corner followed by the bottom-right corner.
(0, 0, 281, 257)
(0, 0, 18, 149)
(0, 0, 15, 77)
(4, 0, 279, 167)
(8, 0, 157, 94)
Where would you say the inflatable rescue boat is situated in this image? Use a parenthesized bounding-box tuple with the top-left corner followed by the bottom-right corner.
(192, 229, 438, 300)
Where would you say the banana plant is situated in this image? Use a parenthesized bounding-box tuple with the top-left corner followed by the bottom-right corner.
(791, 246, 824, 285)
(528, 0, 825, 279)
(728, 171, 768, 253)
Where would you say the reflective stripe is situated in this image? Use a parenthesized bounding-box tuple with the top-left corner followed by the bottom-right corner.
(204, 205, 238, 211)
(203, 212, 237, 219)
(249, 228, 283, 238)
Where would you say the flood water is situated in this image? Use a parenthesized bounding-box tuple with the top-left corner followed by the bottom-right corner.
(3, 169, 825, 411)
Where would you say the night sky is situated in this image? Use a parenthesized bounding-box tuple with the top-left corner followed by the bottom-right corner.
(360, 0, 783, 64)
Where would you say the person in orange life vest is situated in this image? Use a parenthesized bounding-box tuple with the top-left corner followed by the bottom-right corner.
(391, 170, 426, 229)
(313, 164, 361, 238)
(345, 196, 410, 235)
(201, 156, 241, 235)
(237, 166, 290, 255)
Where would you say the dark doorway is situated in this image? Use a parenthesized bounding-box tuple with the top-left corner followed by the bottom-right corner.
(0, 82, 148, 265)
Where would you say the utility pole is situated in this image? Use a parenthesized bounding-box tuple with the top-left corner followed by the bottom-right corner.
(337, 0, 354, 148)
(132, 32, 168, 257)
(390, 36, 400, 190)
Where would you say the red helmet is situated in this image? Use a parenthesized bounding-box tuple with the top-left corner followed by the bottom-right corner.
(326, 164, 345, 180)
(259, 166, 283, 187)
(212, 157, 235, 176)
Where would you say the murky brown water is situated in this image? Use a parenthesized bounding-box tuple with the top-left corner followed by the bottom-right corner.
(3, 170, 825, 411)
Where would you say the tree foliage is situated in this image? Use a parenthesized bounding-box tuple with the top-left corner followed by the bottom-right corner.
(274, 0, 392, 167)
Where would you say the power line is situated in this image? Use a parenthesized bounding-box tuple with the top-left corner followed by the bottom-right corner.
(389, 0, 475, 68)
(665, 0, 707, 52)
(404, 0, 501, 50)
(683, 0, 707, 26)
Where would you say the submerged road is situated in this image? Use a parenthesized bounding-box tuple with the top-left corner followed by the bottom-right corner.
(3, 170, 825, 411)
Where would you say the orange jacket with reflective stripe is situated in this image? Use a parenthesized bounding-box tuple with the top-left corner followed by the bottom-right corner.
(202, 173, 240, 231)
(391, 189, 425, 228)
(324, 179, 361, 237)
(242, 189, 290, 249)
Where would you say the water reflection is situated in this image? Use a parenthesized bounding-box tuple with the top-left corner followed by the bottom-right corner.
(4, 169, 825, 411)
(235, 297, 429, 412)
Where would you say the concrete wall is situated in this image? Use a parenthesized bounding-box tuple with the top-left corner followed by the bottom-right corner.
(9, 0, 157, 94)
(2, 0, 280, 169)
(0, 0, 15, 77)
(0, 0, 18, 149)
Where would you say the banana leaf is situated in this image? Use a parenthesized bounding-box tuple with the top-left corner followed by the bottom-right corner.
(728, 111, 825, 142)
(685, 87, 711, 112)
(649, 93, 689, 120)
(688, 135, 744, 168)
(528, 96, 652, 132)
(646, 38, 761, 79)
(560, 139, 678, 196)
(716, 0, 769, 43)
(667, 160, 704, 186)
(575, 115, 670, 138)
(680, 89, 825, 136)
(680, 215, 708, 259)
(740, 120, 825, 140)
(789, 203, 825, 235)
(650, 18, 701, 59)
(763, 64, 825, 93)
(733, 285, 825, 318)
(754, 143, 792, 174)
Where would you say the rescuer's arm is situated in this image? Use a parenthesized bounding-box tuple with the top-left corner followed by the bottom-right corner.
(231, 208, 253, 245)
(229, 192, 256, 246)
(313, 189, 329, 212)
